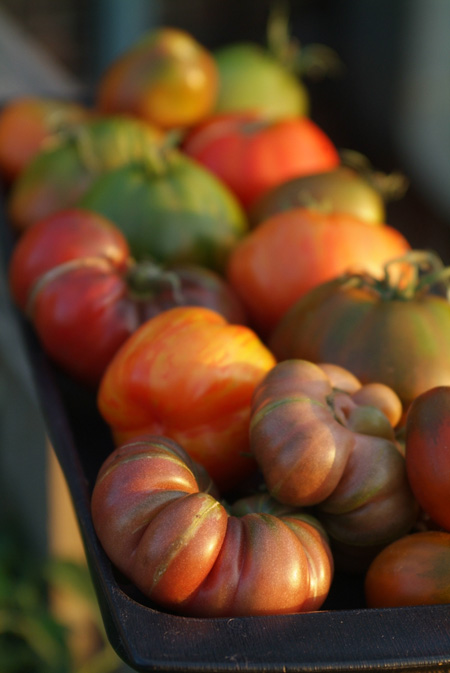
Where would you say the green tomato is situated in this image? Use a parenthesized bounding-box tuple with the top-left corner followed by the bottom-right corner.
(214, 43, 309, 120)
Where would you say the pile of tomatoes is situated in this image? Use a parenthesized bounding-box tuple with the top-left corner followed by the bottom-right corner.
(2, 25, 450, 618)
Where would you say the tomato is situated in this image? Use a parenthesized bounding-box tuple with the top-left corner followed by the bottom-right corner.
(0, 96, 90, 182)
(78, 148, 248, 273)
(365, 531, 450, 608)
(227, 207, 411, 335)
(9, 209, 248, 386)
(249, 165, 387, 227)
(7, 115, 163, 232)
(249, 360, 418, 554)
(269, 251, 450, 412)
(182, 112, 339, 210)
(404, 386, 450, 531)
(91, 435, 333, 616)
(96, 27, 218, 130)
(97, 306, 276, 492)
(213, 42, 309, 120)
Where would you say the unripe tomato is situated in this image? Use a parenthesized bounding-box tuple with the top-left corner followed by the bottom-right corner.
(214, 42, 309, 120)
(96, 28, 218, 130)
(249, 165, 387, 227)
(7, 115, 163, 233)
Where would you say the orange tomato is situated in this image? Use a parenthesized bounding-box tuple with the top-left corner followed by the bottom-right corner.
(96, 27, 218, 130)
(0, 96, 89, 182)
(227, 207, 411, 335)
(97, 306, 276, 492)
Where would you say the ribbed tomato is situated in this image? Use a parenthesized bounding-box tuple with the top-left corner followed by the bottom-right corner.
(97, 306, 276, 492)
(91, 435, 333, 616)
(269, 251, 450, 412)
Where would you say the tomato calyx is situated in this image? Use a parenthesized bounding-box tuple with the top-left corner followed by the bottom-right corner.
(267, 0, 342, 80)
(125, 258, 184, 304)
(339, 149, 409, 204)
(340, 250, 450, 301)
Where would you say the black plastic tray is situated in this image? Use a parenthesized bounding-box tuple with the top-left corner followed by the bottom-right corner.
(4, 186, 450, 672)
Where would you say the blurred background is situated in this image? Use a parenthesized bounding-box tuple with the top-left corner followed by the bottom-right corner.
(0, 1, 449, 671)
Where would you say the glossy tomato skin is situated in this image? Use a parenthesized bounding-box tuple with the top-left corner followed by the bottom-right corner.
(9, 208, 129, 311)
(249, 360, 418, 553)
(182, 113, 339, 210)
(30, 260, 140, 387)
(96, 28, 218, 130)
(0, 96, 90, 182)
(249, 165, 386, 227)
(97, 306, 276, 493)
(79, 150, 248, 273)
(9, 209, 249, 386)
(227, 207, 411, 335)
(365, 531, 450, 608)
(405, 386, 450, 531)
(7, 115, 163, 232)
(91, 436, 333, 616)
(269, 276, 450, 412)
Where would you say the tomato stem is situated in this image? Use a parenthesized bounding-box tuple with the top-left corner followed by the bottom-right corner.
(344, 250, 450, 301)
(126, 259, 184, 303)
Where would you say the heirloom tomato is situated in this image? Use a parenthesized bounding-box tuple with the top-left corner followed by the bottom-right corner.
(249, 360, 418, 557)
(249, 164, 387, 227)
(79, 147, 247, 273)
(404, 386, 450, 531)
(227, 206, 410, 335)
(365, 531, 450, 608)
(182, 112, 339, 210)
(214, 42, 309, 120)
(0, 96, 90, 182)
(7, 115, 163, 232)
(91, 435, 333, 616)
(97, 306, 276, 492)
(96, 27, 218, 130)
(269, 251, 450, 413)
(9, 209, 248, 386)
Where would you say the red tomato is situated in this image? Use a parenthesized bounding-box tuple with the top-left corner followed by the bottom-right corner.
(365, 531, 450, 608)
(182, 113, 339, 209)
(404, 386, 450, 531)
(9, 209, 249, 386)
(97, 306, 276, 492)
(227, 207, 411, 335)
(0, 96, 90, 182)
(91, 435, 333, 616)
(96, 27, 218, 130)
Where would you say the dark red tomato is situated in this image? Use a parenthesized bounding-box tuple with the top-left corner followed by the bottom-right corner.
(9, 209, 248, 386)
(91, 435, 333, 616)
(182, 112, 339, 210)
(269, 251, 450, 412)
(365, 530, 450, 608)
(404, 386, 450, 531)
